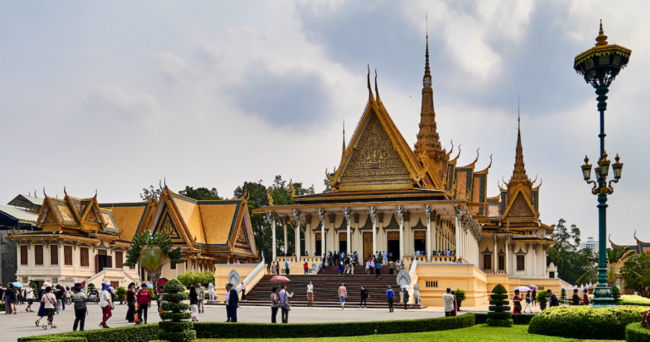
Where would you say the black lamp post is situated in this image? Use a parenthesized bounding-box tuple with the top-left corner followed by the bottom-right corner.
(574, 20, 631, 308)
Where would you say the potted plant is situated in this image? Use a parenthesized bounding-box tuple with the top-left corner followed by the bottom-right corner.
(560, 288, 566, 301)
(454, 289, 467, 311)
(612, 285, 621, 304)
(115, 286, 126, 305)
(537, 290, 549, 310)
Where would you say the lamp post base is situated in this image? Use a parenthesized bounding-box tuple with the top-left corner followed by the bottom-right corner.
(591, 284, 616, 308)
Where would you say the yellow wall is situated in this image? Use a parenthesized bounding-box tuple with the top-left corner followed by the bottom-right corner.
(213, 264, 258, 289)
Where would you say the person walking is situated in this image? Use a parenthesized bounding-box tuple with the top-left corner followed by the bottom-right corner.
(547, 289, 559, 308)
(40, 286, 57, 330)
(532, 289, 537, 307)
(197, 283, 205, 313)
(4, 284, 17, 314)
(338, 283, 347, 310)
(382, 251, 387, 265)
(572, 289, 580, 305)
(227, 283, 239, 322)
(443, 288, 455, 317)
(403, 288, 410, 310)
(25, 285, 35, 312)
(375, 261, 381, 279)
(71, 283, 87, 331)
(386, 286, 394, 312)
(98, 283, 114, 328)
(65, 286, 71, 305)
(240, 281, 247, 302)
(136, 282, 152, 324)
(523, 290, 533, 313)
(338, 260, 344, 275)
(270, 287, 280, 323)
(189, 285, 199, 322)
(35, 283, 51, 327)
(125, 283, 136, 323)
(279, 285, 290, 323)
(303, 261, 309, 275)
(53, 285, 64, 314)
(582, 289, 590, 305)
(307, 281, 314, 306)
(512, 289, 522, 314)
(365, 259, 370, 275)
(359, 285, 368, 308)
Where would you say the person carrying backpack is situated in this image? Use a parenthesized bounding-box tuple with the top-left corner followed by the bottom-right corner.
(136, 283, 152, 324)
(548, 289, 559, 307)
(71, 283, 87, 331)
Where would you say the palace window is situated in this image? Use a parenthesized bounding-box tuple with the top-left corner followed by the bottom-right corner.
(80, 247, 89, 267)
(516, 255, 525, 271)
(64, 246, 73, 266)
(115, 251, 123, 269)
(50, 245, 58, 265)
(20, 246, 28, 265)
(483, 254, 492, 270)
(425, 281, 438, 288)
(549, 272, 555, 279)
(498, 255, 505, 271)
(170, 262, 176, 270)
(35, 245, 44, 265)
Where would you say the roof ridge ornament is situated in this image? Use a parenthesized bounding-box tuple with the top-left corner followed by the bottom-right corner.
(596, 19, 608, 47)
(366, 65, 375, 102)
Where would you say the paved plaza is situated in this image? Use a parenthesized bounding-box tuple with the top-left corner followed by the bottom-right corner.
(3, 302, 454, 341)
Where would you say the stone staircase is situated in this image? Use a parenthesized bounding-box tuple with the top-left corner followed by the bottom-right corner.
(240, 265, 424, 309)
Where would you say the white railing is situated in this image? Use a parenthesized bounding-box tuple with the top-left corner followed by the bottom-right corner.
(240, 256, 266, 293)
(313, 259, 323, 274)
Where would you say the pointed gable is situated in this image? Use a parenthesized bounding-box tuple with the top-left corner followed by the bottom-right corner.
(100, 201, 154, 242)
(505, 192, 535, 219)
(155, 209, 186, 245)
(169, 194, 206, 245)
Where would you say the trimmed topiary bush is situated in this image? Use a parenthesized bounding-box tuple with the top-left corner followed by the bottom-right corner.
(475, 313, 535, 325)
(613, 285, 621, 303)
(159, 278, 195, 342)
(626, 322, 650, 342)
(487, 284, 512, 327)
(528, 305, 648, 340)
(18, 324, 160, 342)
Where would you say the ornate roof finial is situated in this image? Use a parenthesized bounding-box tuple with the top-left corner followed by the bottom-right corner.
(595, 19, 608, 47)
(342, 120, 346, 157)
(43, 187, 47, 198)
(511, 97, 529, 183)
(63, 186, 68, 197)
(375, 69, 381, 102)
(367, 65, 375, 101)
(424, 15, 431, 79)
(34, 189, 37, 198)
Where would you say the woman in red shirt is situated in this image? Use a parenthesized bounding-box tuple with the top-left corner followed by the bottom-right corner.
(512, 289, 522, 314)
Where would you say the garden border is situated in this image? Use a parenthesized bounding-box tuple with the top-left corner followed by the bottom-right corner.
(626, 322, 650, 342)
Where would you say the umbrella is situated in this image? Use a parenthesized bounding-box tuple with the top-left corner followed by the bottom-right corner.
(514, 286, 531, 292)
(12, 282, 23, 288)
(270, 276, 290, 283)
(146, 284, 154, 288)
(528, 285, 538, 290)
(400, 285, 411, 289)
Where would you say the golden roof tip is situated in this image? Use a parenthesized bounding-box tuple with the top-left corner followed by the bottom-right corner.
(63, 186, 68, 197)
(375, 69, 380, 101)
(43, 187, 47, 198)
(366, 65, 374, 101)
(596, 19, 608, 46)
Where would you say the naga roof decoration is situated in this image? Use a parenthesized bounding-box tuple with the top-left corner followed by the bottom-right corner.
(609, 232, 650, 255)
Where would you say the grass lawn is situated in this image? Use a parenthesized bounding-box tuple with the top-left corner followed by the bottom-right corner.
(195, 324, 615, 342)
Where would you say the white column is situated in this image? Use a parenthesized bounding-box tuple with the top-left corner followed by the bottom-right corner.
(454, 207, 461, 260)
(343, 207, 351, 254)
(432, 213, 437, 256)
(425, 205, 432, 262)
(283, 221, 288, 255)
(493, 234, 497, 273)
(397, 206, 404, 261)
(533, 244, 537, 277)
(369, 207, 377, 256)
(292, 209, 301, 258)
(318, 209, 325, 258)
(272, 214, 277, 261)
(505, 236, 511, 274)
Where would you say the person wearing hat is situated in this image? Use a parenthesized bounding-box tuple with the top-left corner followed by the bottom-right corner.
(71, 283, 87, 331)
(98, 283, 114, 328)
(226, 283, 239, 322)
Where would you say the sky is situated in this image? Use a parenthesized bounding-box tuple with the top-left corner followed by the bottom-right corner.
(1, 0, 648, 246)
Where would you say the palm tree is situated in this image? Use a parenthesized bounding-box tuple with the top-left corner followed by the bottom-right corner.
(124, 230, 185, 292)
(607, 246, 632, 285)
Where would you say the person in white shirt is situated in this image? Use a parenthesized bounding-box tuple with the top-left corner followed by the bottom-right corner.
(442, 288, 455, 317)
(25, 286, 35, 312)
(98, 283, 114, 328)
(307, 281, 314, 306)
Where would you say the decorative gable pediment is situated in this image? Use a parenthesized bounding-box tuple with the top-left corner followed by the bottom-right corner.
(504, 191, 535, 219)
(154, 208, 186, 245)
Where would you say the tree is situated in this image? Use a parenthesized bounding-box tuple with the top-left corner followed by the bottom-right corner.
(607, 246, 633, 284)
(620, 252, 650, 297)
(547, 218, 597, 285)
(179, 186, 220, 200)
(124, 231, 186, 292)
(487, 284, 512, 327)
(159, 279, 195, 341)
(140, 185, 162, 201)
(177, 271, 214, 289)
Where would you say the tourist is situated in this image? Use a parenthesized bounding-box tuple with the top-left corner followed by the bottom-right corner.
(35, 283, 51, 327)
(341, 251, 345, 260)
(240, 281, 247, 301)
(389, 260, 394, 274)
(279, 285, 292, 323)
(65, 286, 71, 305)
(227, 283, 239, 322)
(388, 251, 393, 262)
(443, 288, 455, 317)
(197, 283, 205, 313)
(547, 289, 559, 307)
(71, 283, 87, 331)
(4, 284, 17, 314)
(572, 289, 580, 305)
(53, 285, 64, 314)
(25, 284, 34, 312)
(307, 281, 314, 306)
(40, 286, 57, 330)
(98, 283, 114, 328)
(344, 257, 350, 274)
(415, 250, 421, 257)
(375, 260, 381, 279)
(382, 251, 387, 265)
(189, 285, 199, 322)
(360, 285, 368, 308)
(532, 288, 537, 306)
(369, 258, 375, 275)
(512, 289, 522, 314)
(395, 261, 401, 273)
(136, 282, 152, 324)
(225, 284, 231, 322)
(523, 290, 532, 313)
(350, 257, 355, 274)
(403, 288, 410, 310)
(285, 259, 290, 275)
(386, 286, 394, 312)
(582, 289, 590, 305)
(365, 259, 371, 274)
(338, 283, 347, 310)
(270, 287, 280, 323)
(303, 261, 309, 275)
(338, 260, 344, 275)
(126, 283, 136, 322)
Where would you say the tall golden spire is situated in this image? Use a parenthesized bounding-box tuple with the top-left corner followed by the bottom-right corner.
(510, 98, 529, 183)
(342, 120, 345, 156)
(595, 19, 608, 47)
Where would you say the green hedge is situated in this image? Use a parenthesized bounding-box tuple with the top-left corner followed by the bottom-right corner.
(193, 314, 475, 339)
(18, 324, 160, 342)
(626, 322, 650, 342)
(475, 313, 535, 325)
(0, 303, 4, 311)
(528, 305, 648, 340)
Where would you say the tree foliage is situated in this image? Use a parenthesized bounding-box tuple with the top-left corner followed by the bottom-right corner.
(620, 252, 650, 297)
(177, 271, 215, 288)
(179, 186, 221, 200)
(140, 185, 162, 201)
(547, 218, 597, 286)
(606, 246, 633, 283)
(125, 230, 186, 292)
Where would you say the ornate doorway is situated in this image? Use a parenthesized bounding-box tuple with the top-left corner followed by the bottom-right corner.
(338, 232, 347, 253)
(387, 231, 399, 261)
(363, 232, 372, 260)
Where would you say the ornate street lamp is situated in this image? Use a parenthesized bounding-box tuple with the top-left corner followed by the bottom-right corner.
(574, 20, 631, 308)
